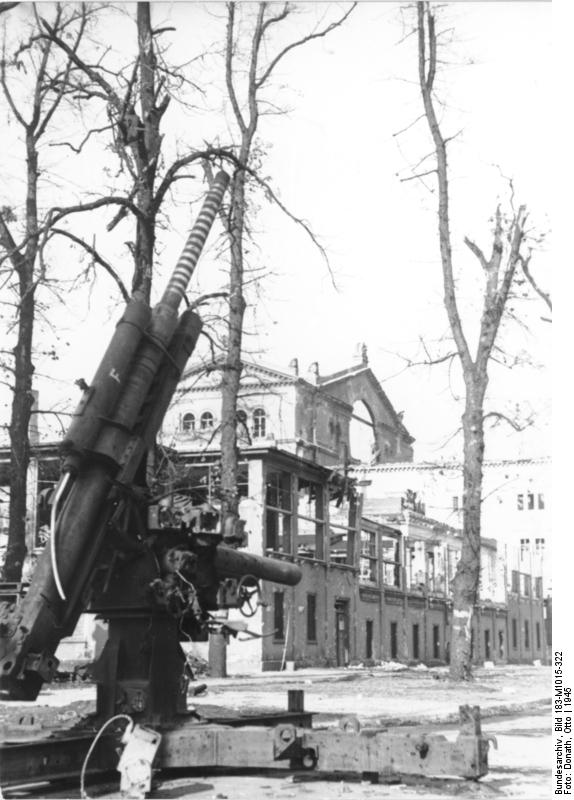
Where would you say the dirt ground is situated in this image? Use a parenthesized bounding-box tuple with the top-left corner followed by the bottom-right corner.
(0, 663, 553, 799)
(189, 662, 552, 726)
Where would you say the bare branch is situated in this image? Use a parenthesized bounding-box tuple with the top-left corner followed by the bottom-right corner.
(0, 210, 26, 273)
(253, 171, 336, 289)
(48, 125, 112, 155)
(225, 3, 247, 135)
(483, 411, 534, 432)
(189, 291, 229, 310)
(400, 168, 437, 183)
(0, 47, 27, 127)
(392, 114, 426, 138)
(47, 195, 147, 228)
(49, 228, 130, 301)
(40, 15, 119, 107)
(520, 253, 552, 313)
(256, 3, 357, 89)
(35, 9, 87, 141)
(152, 147, 236, 212)
(463, 236, 488, 271)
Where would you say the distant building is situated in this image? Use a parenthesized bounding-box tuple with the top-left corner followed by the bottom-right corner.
(160, 348, 414, 468)
(353, 457, 551, 597)
(353, 457, 551, 659)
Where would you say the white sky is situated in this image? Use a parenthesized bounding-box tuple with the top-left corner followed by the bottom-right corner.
(1, 1, 553, 464)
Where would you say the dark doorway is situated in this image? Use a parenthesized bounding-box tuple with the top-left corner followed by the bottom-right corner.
(484, 628, 491, 661)
(498, 629, 505, 660)
(432, 624, 440, 660)
(335, 600, 350, 666)
(390, 621, 398, 660)
(366, 620, 373, 660)
(412, 623, 420, 661)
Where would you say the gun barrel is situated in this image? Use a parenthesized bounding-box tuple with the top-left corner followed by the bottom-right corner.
(214, 545, 302, 587)
(161, 171, 230, 311)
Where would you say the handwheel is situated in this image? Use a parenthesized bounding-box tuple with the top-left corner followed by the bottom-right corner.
(237, 574, 262, 617)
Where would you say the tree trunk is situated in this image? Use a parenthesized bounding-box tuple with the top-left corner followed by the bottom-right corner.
(132, 2, 159, 302)
(3, 139, 38, 582)
(4, 293, 34, 581)
(449, 395, 484, 679)
(209, 167, 248, 678)
(219, 168, 248, 524)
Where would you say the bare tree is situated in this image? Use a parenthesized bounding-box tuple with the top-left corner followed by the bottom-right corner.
(0, 5, 89, 580)
(416, 1, 535, 680)
(206, 0, 356, 676)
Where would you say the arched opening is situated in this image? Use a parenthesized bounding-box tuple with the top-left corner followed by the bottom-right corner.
(350, 400, 376, 463)
(182, 412, 195, 432)
(200, 411, 214, 430)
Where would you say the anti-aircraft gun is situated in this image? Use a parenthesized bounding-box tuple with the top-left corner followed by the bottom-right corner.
(0, 172, 301, 719)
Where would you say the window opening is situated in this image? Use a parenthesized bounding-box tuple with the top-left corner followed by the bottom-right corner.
(360, 529, 378, 583)
(200, 411, 214, 430)
(381, 535, 401, 588)
(253, 408, 266, 438)
(265, 468, 292, 553)
(297, 477, 325, 560)
(274, 592, 285, 640)
(182, 412, 195, 432)
(328, 480, 357, 567)
(307, 594, 317, 642)
(390, 621, 398, 660)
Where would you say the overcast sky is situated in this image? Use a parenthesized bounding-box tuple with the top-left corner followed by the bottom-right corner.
(1, 1, 553, 464)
